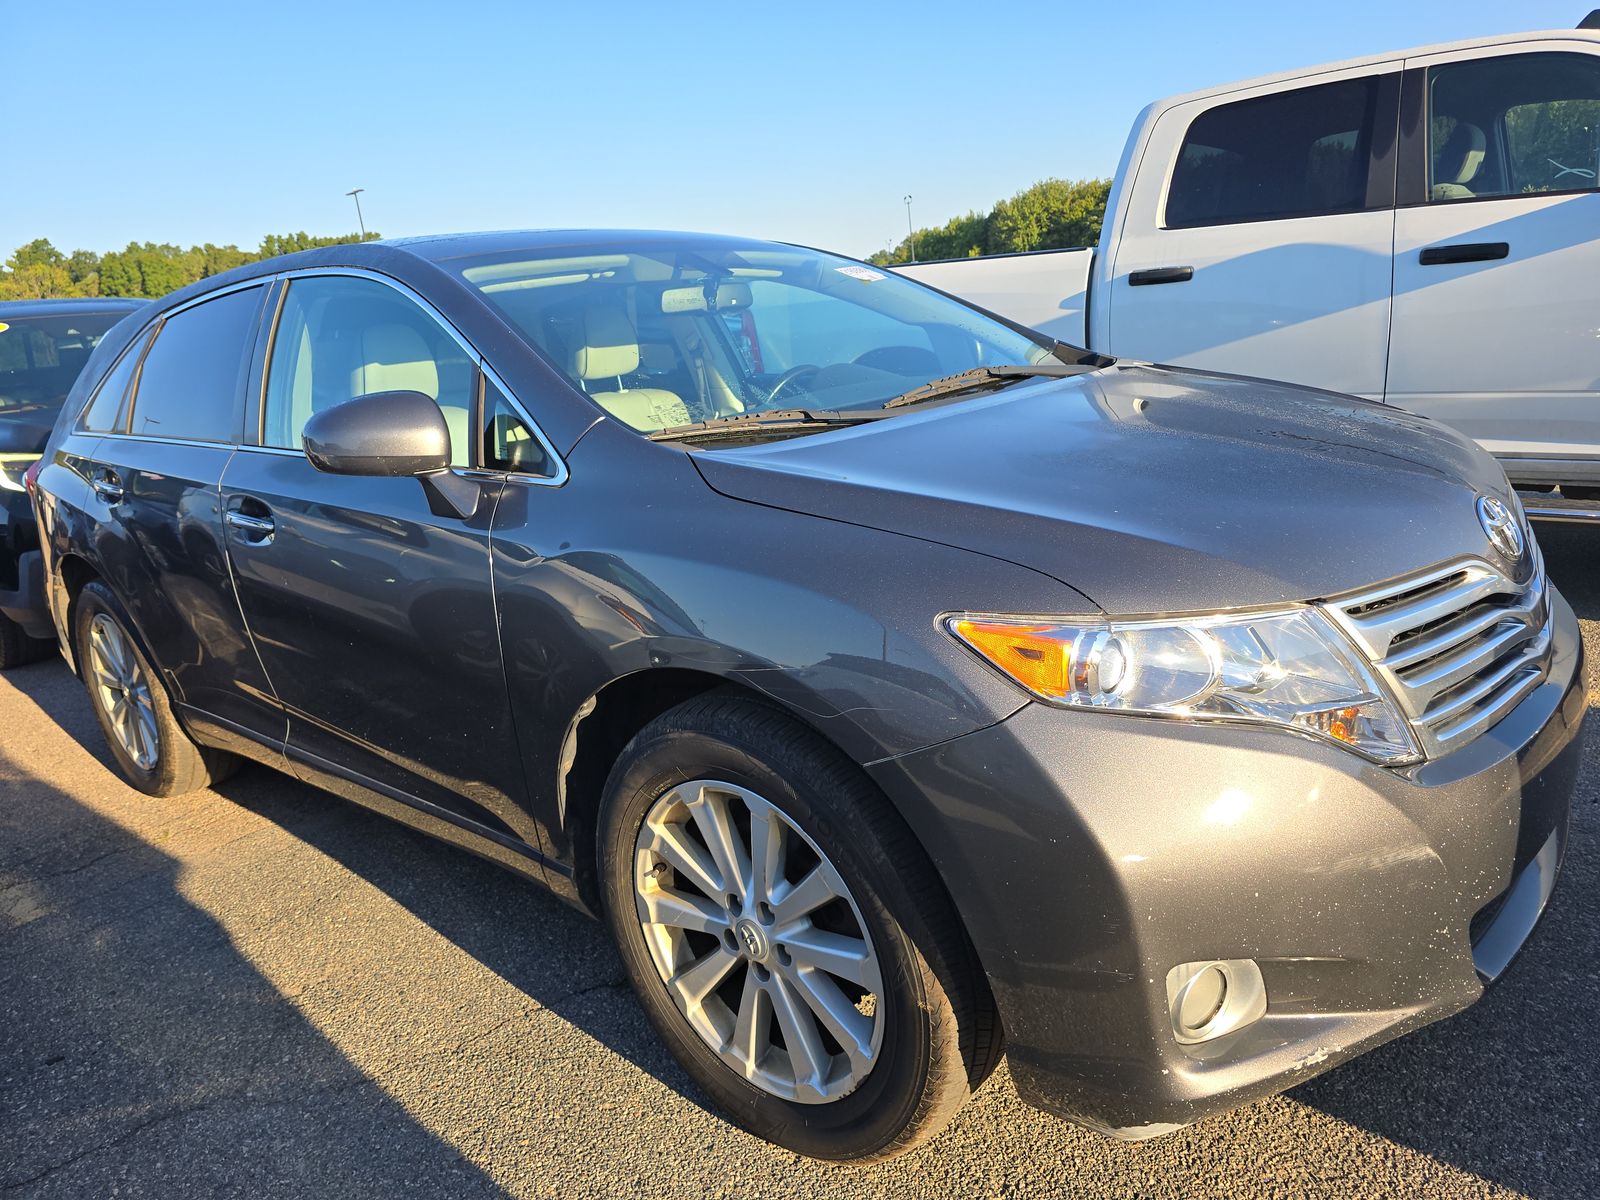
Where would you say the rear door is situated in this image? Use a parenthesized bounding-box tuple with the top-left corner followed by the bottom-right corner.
(82, 283, 283, 744)
(220, 271, 537, 845)
(1388, 44, 1600, 475)
(1107, 67, 1401, 399)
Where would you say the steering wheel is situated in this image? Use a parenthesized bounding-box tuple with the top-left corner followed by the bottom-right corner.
(765, 364, 822, 406)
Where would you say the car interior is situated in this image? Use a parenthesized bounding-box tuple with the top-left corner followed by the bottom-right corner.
(459, 248, 1048, 433)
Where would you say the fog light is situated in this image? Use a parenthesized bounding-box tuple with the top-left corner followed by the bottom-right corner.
(1165, 959, 1267, 1045)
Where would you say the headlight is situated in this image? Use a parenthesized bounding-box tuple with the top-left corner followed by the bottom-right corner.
(0, 453, 36, 493)
(945, 607, 1420, 764)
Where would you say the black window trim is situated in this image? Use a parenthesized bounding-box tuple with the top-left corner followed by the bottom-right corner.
(1396, 49, 1600, 210)
(1160, 70, 1403, 231)
(243, 266, 568, 487)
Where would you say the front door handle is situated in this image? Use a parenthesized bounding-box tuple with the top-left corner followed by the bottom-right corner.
(225, 510, 276, 543)
(90, 470, 123, 504)
(1128, 266, 1194, 287)
(1419, 241, 1509, 266)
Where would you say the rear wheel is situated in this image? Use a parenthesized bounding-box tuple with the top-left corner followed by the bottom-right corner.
(74, 581, 238, 797)
(598, 691, 1001, 1162)
(0, 611, 52, 670)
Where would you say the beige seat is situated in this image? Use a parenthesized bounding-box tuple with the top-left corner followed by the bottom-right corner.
(351, 323, 470, 465)
(1431, 123, 1487, 200)
(572, 304, 691, 431)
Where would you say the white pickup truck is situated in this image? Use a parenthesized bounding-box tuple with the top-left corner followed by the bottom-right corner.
(899, 18, 1600, 515)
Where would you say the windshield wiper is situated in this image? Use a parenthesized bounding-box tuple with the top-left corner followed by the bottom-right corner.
(645, 408, 892, 442)
(880, 363, 1098, 409)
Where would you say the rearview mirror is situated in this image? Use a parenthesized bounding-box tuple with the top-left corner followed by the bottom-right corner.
(302, 390, 479, 519)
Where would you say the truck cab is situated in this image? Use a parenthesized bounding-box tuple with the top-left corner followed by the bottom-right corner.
(900, 23, 1600, 506)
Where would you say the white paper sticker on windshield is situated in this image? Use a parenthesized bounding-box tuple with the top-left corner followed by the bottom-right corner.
(834, 265, 886, 282)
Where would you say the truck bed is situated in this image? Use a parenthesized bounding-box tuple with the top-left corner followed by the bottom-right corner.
(894, 247, 1092, 346)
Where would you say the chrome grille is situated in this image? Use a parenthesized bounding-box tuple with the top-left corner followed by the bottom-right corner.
(1324, 551, 1551, 758)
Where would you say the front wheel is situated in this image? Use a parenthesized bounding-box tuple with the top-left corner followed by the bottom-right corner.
(599, 691, 1001, 1161)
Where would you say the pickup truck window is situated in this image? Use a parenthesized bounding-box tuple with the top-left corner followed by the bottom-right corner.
(1428, 52, 1600, 202)
(1166, 76, 1383, 228)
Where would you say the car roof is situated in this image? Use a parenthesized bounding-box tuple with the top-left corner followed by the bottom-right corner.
(1149, 26, 1600, 110)
(134, 230, 803, 318)
(0, 297, 146, 318)
(385, 228, 778, 263)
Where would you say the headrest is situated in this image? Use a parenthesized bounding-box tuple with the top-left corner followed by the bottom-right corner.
(1437, 122, 1486, 185)
(351, 323, 438, 400)
(572, 304, 640, 380)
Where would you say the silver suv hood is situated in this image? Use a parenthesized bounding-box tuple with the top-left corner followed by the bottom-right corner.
(690, 364, 1522, 614)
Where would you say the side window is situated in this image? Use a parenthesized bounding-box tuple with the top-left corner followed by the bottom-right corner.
(128, 288, 262, 442)
(263, 276, 474, 467)
(481, 378, 552, 476)
(1166, 76, 1383, 228)
(1429, 52, 1600, 202)
(80, 332, 151, 433)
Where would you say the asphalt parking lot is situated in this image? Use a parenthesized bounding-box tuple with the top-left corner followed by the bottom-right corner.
(0, 530, 1595, 1200)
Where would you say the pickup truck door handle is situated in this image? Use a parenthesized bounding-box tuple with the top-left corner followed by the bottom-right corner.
(224, 508, 275, 544)
(1128, 266, 1194, 286)
(1418, 242, 1510, 266)
(90, 470, 123, 504)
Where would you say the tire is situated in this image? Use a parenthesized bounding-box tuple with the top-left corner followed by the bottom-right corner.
(0, 611, 53, 670)
(73, 581, 239, 797)
(598, 690, 1002, 1162)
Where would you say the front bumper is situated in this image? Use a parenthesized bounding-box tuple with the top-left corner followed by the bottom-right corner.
(868, 587, 1584, 1138)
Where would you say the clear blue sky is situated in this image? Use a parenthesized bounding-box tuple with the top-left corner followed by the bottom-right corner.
(7, 0, 1589, 260)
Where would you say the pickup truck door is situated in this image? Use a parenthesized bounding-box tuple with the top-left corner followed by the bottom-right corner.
(1388, 44, 1600, 479)
(1104, 67, 1401, 400)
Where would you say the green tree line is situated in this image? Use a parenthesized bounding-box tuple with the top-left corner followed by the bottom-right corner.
(868, 177, 1112, 265)
(0, 231, 382, 301)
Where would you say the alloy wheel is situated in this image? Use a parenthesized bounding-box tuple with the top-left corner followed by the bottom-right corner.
(87, 613, 159, 772)
(632, 779, 886, 1103)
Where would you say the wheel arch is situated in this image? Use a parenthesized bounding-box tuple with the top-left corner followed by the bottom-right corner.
(54, 552, 103, 676)
(557, 666, 923, 917)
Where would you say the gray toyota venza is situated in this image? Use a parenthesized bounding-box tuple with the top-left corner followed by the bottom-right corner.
(31, 231, 1583, 1161)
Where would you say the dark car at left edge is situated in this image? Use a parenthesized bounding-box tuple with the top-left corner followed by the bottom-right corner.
(0, 298, 143, 665)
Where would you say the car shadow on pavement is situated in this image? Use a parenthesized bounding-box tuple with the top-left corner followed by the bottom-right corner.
(1291, 521, 1600, 1199)
(0, 735, 514, 1197)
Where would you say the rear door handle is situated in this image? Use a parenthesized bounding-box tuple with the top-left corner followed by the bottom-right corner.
(91, 470, 123, 504)
(1419, 242, 1509, 266)
(225, 509, 276, 543)
(1128, 266, 1194, 286)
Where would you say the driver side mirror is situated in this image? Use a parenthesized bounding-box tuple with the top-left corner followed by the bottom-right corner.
(301, 390, 480, 520)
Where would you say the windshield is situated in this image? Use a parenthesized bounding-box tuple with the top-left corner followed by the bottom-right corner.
(448, 237, 1059, 437)
(0, 312, 127, 413)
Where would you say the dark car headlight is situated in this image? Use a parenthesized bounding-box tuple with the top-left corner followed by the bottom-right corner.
(944, 606, 1420, 764)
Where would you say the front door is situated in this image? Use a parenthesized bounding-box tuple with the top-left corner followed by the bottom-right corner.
(1107, 68, 1400, 399)
(221, 272, 535, 844)
(1388, 46, 1600, 476)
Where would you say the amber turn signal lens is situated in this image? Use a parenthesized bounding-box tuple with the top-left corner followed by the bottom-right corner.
(950, 619, 1073, 700)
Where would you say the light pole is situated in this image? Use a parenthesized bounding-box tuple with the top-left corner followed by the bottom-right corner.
(346, 188, 367, 239)
(904, 194, 916, 262)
